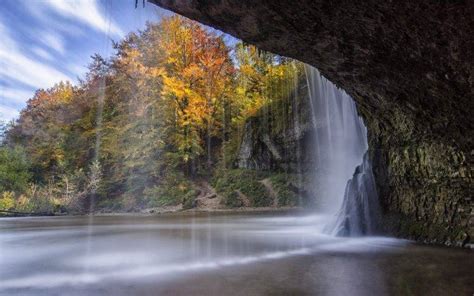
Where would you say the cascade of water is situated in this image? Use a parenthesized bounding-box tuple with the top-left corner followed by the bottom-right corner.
(304, 65, 367, 212)
(332, 152, 381, 236)
(304, 65, 379, 236)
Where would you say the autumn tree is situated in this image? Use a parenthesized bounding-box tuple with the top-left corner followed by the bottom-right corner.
(158, 16, 234, 173)
(6, 82, 75, 182)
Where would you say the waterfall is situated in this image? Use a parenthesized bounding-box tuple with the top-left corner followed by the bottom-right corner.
(331, 152, 381, 236)
(304, 65, 380, 236)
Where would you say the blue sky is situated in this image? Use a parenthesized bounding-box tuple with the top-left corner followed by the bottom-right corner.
(0, 0, 171, 122)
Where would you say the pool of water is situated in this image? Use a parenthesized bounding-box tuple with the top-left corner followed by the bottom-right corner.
(0, 211, 472, 295)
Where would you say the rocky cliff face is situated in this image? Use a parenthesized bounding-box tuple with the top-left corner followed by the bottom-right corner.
(150, 0, 473, 247)
(368, 115, 472, 247)
(234, 81, 319, 206)
(236, 82, 315, 173)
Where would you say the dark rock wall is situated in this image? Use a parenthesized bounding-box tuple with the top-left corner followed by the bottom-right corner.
(150, 0, 473, 246)
(368, 115, 472, 246)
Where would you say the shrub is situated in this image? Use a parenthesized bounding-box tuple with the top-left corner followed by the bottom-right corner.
(144, 170, 195, 208)
(182, 189, 198, 209)
(223, 190, 244, 208)
(269, 173, 300, 206)
(0, 147, 31, 193)
(212, 169, 272, 207)
(15, 194, 34, 212)
(0, 191, 15, 211)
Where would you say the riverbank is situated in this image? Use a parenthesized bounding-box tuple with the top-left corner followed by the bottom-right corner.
(0, 204, 302, 218)
(92, 204, 302, 218)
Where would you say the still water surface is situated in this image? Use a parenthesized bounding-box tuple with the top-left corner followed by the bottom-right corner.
(0, 211, 472, 295)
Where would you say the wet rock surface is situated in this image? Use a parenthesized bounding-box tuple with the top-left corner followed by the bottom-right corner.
(150, 0, 473, 246)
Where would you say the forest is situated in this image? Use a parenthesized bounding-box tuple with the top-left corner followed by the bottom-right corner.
(0, 16, 303, 214)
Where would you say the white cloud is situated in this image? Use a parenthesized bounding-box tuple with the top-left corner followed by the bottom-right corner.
(41, 32, 66, 54)
(0, 104, 20, 122)
(0, 0, 126, 122)
(0, 20, 73, 122)
(43, 0, 124, 37)
(68, 63, 88, 78)
(0, 88, 34, 105)
(32, 46, 54, 61)
(0, 46, 73, 89)
(23, 2, 86, 38)
(0, 21, 73, 88)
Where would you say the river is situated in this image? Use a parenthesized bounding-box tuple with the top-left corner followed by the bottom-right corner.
(0, 211, 472, 295)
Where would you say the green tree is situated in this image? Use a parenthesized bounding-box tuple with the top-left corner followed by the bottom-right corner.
(0, 147, 31, 193)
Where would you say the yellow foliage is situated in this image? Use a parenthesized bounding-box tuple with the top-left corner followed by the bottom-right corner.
(157, 16, 234, 162)
(0, 191, 15, 210)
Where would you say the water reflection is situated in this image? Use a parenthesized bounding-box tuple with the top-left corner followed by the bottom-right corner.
(0, 212, 471, 295)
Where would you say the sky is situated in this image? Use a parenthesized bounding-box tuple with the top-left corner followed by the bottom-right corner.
(0, 0, 171, 122)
